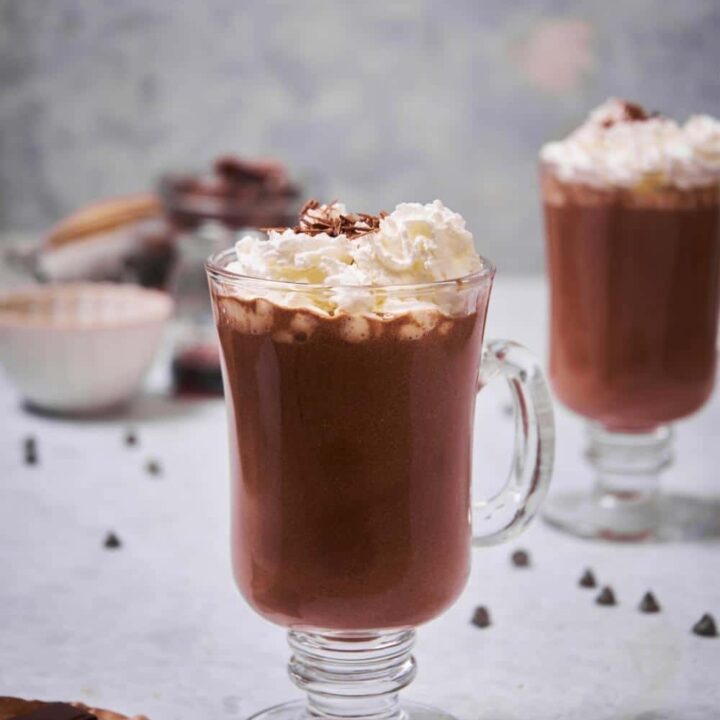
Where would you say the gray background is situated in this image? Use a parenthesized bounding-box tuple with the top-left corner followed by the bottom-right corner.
(1, 0, 719, 272)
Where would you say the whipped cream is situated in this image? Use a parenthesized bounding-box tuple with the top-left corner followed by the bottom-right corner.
(225, 200, 484, 315)
(541, 98, 720, 190)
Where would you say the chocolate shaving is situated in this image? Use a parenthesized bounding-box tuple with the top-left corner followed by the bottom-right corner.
(601, 100, 654, 128)
(263, 199, 386, 240)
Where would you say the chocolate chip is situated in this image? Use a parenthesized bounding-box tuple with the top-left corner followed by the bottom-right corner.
(146, 459, 162, 476)
(596, 586, 616, 606)
(511, 549, 530, 568)
(24, 436, 38, 465)
(104, 532, 122, 549)
(692, 613, 718, 638)
(471, 606, 491, 628)
(124, 428, 138, 447)
(579, 569, 596, 588)
(639, 591, 661, 613)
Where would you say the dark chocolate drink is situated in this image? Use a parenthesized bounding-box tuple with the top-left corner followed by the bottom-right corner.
(206, 200, 556, 720)
(540, 99, 720, 541)
(213, 294, 488, 629)
(543, 173, 720, 430)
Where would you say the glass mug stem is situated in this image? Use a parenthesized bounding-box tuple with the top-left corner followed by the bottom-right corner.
(288, 629, 416, 720)
(587, 423, 673, 541)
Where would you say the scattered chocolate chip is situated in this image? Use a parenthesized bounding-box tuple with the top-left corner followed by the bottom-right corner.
(104, 532, 122, 549)
(692, 613, 718, 638)
(579, 569, 597, 588)
(596, 586, 616, 606)
(145, 459, 162, 476)
(124, 428, 138, 447)
(639, 591, 661, 614)
(471, 606, 491, 628)
(511, 549, 530, 568)
(23, 436, 38, 465)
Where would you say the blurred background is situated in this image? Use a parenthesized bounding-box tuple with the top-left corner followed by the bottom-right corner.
(2, 0, 719, 272)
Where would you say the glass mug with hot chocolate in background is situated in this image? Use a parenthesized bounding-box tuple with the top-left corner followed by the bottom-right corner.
(541, 99, 720, 542)
(207, 200, 554, 720)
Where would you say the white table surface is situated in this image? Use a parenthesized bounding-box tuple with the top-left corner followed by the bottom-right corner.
(1, 275, 718, 720)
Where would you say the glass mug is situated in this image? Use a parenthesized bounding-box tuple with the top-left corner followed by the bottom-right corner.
(540, 163, 720, 542)
(206, 248, 554, 720)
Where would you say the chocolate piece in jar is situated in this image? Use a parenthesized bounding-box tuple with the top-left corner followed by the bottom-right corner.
(159, 155, 300, 231)
(159, 156, 301, 397)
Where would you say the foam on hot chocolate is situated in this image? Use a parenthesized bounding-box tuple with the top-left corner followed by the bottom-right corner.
(215, 293, 464, 344)
(221, 200, 485, 319)
(541, 98, 720, 191)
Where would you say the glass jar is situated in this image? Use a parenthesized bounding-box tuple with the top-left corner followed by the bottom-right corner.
(158, 157, 300, 395)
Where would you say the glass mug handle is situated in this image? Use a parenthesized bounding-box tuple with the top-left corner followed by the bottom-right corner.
(472, 339, 555, 546)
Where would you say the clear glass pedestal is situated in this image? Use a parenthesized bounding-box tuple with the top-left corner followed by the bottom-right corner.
(247, 630, 457, 720)
(543, 423, 720, 542)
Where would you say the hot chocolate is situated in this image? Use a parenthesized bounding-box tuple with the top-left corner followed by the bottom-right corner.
(215, 295, 485, 629)
(211, 200, 489, 629)
(540, 99, 720, 541)
(207, 200, 554, 720)
(542, 100, 720, 431)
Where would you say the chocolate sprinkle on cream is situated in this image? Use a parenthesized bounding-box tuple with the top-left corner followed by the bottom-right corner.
(511, 549, 530, 568)
(579, 569, 597, 589)
(264, 199, 387, 241)
(596, 586, 617, 606)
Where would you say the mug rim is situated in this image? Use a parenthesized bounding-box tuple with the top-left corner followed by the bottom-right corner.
(205, 246, 496, 293)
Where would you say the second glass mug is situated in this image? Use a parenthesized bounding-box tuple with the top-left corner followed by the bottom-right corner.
(207, 248, 554, 720)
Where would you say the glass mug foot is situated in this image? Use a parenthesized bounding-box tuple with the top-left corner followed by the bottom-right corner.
(248, 700, 457, 720)
(248, 630, 458, 720)
(543, 423, 720, 542)
(544, 491, 720, 542)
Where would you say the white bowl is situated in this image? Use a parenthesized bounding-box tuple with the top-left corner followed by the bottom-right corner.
(0, 283, 173, 413)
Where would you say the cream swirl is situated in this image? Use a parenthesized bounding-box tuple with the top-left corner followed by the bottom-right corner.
(541, 98, 720, 190)
(225, 200, 483, 315)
